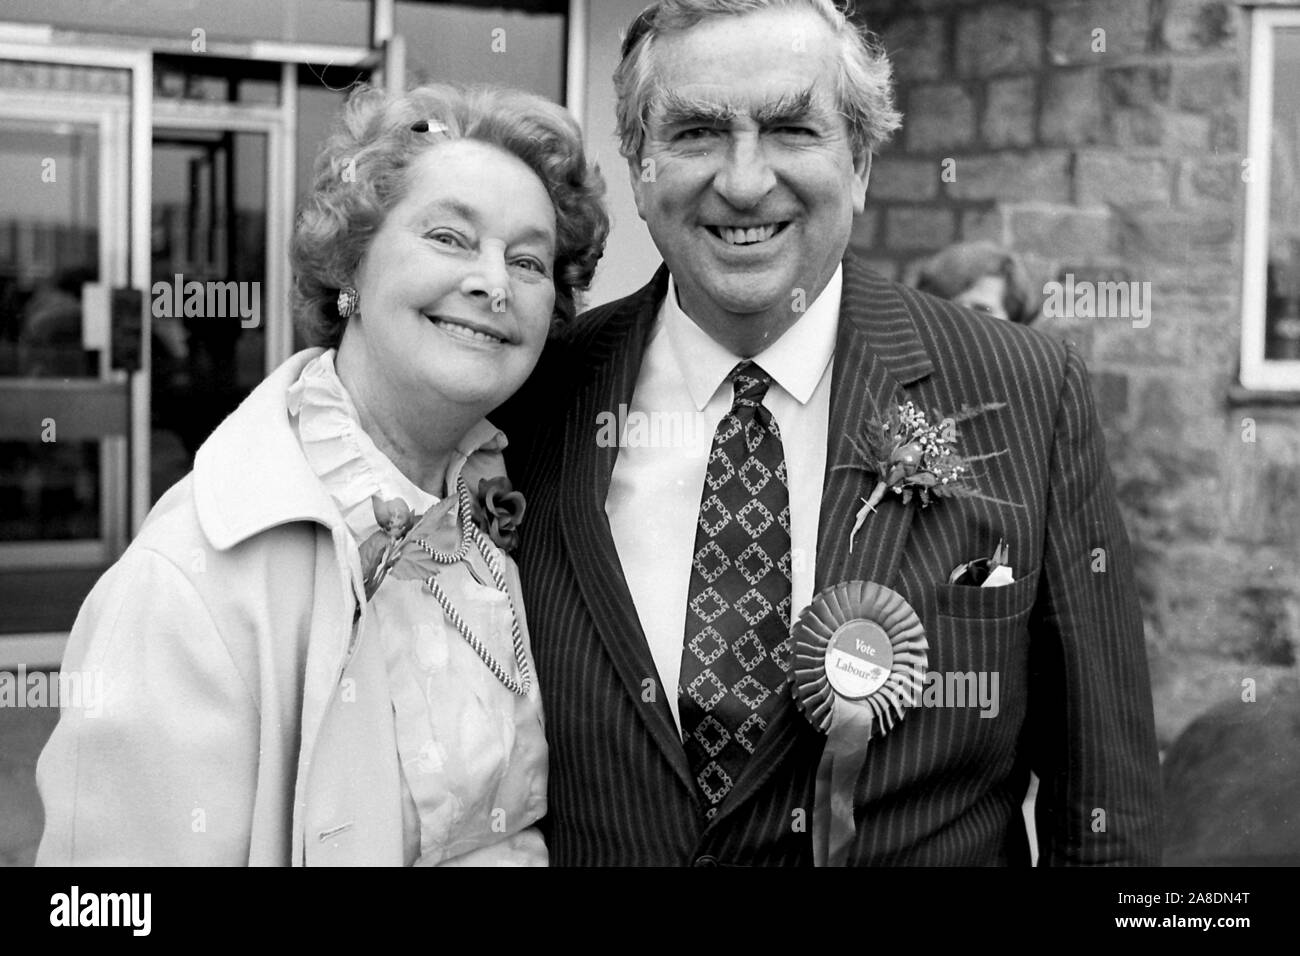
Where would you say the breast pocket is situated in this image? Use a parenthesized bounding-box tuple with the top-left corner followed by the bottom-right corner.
(933, 568, 1040, 621)
(926, 568, 1040, 733)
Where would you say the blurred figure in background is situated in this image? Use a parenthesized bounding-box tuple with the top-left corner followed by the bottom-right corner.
(912, 240, 1041, 325)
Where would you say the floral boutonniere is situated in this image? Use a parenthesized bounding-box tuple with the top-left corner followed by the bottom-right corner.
(467, 476, 526, 554)
(838, 400, 1020, 551)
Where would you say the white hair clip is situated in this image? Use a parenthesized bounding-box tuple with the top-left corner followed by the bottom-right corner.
(410, 119, 449, 134)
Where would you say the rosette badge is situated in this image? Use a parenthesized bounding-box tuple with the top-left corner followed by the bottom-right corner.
(792, 581, 928, 735)
(790, 580, 929, 866)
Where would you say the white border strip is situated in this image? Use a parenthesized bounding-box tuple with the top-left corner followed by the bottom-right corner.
(1240, 8, 1300, 391)
(566, 0, 588, 128)
(130, 48, 153, 532)
(276, 61, 298, 369)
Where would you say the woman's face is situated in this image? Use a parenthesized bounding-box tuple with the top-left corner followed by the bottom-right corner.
(953, 274, 1010, 320)
(347, 138, 557, 414)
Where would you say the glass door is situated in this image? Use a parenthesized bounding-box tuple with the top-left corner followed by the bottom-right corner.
(0, 114, 109, 537)
(150, 124, 270, 499)
(147, 53, 294, 499)
(0, 45, 149, 640)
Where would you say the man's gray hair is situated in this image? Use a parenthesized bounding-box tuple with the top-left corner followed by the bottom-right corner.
(614, 0, 902, 161)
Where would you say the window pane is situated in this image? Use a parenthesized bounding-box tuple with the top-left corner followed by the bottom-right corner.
(396, 2, 565, 103)
(153, 55, 281, 105)
(0, 120, 99, 378)
(0, 113, 104, 542)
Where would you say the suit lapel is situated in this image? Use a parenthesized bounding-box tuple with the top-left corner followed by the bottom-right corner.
(557, 267, 699, 798)
(710, 256, 935, 830)
(816, 257, 934, 590)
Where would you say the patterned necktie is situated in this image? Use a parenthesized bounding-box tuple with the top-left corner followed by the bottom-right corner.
(680, 361, 793, 818)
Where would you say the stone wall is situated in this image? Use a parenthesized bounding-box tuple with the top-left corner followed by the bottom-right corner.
(852, 0, 1300, 748)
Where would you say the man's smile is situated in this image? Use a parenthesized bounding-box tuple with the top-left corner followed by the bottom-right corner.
(703, 221, 792, 247)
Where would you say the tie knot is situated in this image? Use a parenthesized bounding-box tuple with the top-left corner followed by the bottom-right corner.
(729, 361, 773, 408)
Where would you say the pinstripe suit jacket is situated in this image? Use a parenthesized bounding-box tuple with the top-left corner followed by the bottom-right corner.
(502, 254, 1161, 866)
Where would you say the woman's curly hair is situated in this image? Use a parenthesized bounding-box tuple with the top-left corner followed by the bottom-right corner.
(292, 82, 609, 348)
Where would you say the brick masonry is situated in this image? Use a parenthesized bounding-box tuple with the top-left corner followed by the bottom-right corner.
(855, 0, 1300, 768)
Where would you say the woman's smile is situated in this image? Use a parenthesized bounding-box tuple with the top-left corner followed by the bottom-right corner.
(424, 313, 514, 346)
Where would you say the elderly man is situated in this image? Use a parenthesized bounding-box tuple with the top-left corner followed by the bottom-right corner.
(503, 0, 1161, 866)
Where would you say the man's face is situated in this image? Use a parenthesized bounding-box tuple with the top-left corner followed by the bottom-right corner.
(630, 7, 870, 351)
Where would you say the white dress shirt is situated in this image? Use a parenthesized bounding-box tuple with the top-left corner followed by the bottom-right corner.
(606, 267, 840, 731)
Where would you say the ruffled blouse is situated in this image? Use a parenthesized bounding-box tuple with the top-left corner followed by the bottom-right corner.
(286, 350, 547, 866)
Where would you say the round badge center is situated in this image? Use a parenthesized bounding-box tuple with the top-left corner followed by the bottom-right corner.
(824, 620, 893, 699)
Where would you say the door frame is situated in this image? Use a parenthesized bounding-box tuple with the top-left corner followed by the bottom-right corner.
(152, 93, 296, 385)
(0, 41, 149, 668)
(0, 42, 151, 566)
(0, 90, 128, 569)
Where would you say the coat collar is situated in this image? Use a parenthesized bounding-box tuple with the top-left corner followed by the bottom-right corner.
(192, 348, 345, 552)
(841, 254, 934, 383)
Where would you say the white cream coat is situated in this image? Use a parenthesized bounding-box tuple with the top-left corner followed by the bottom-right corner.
(35, 348, 535, 865)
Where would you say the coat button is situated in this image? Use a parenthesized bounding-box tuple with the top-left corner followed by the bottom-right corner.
(693, 855, 718, 867)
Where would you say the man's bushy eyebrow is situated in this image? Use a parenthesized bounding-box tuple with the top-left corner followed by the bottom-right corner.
(650, 86, 825, 127)
(654, 89, 738, 126)
(752, 88, 818, 125)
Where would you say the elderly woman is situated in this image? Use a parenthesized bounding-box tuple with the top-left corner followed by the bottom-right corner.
(912, 241, 1041, 325)
(35, 83, 607, 866)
